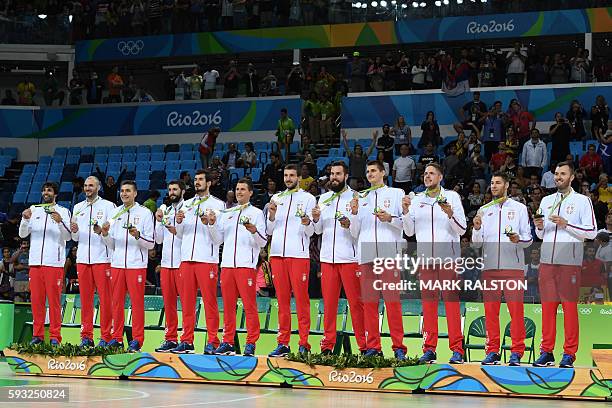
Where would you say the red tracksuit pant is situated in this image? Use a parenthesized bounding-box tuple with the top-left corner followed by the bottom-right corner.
(320, 262, 366, 352)
(77, 263, 112, 342)
(420, 266, 464, 354)
(270, 257, 311, 348)
(30, 266, 63, 342)
(482, 269, 525, 355)
(220, 267, 260, 345)
(111, 268, 145, 345)
(360, 263, 406, 353)
(160, 267, 182, 342)
(180, 261, 220, 345)
(538, 263, 580, 357)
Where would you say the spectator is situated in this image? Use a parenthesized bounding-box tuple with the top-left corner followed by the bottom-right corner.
(569, 49, 589, 83)
(419, 111, 441, 148)
(527, 55, 548, 85)
(467, 145, 487, 191)
(204, 0, 220, 31)
(595, 174, 612, 210)
(0, 247, 15, 300)
(367, 56, 384, 92)
(392, 144, 416, 194)
(260, 69, 279, 97)
(482, 103, 504, 161)
(11, 240, 30, 302)
(579, 144, 604, 184)
(130, 0, 147, 36)
(591, 95, 609, 141)
(147, 0, 163, 34)
(375, 151, 390, 176)
(540, 162, 557, 190)
(256, 247, 273, 297)
(1, 213, 20, 249)
(466, 126, 482, 156)
(346, 52, 367, 93)
(143, 190, 161, 213)
(275, 108, 296, 163)
(303, 92, 320, 143)
(392, 115, 412, 155)
(188, 67, 203, 100)
(239, 142, 257, 168)
(262, 151, 284, 187)
(131, 87, 155, 102)
(452, 129, 469, 160)
(375, 125, 395, 169)
(106, 66, 124, 103)
(566, 100, 587, 141)
(597, 122, 612, 175)
(549, 53, 569, 84)
(244, 63, 260, 97)
(87, 71, 103, 105)
(174, 71, 189, 100)
(16, 77, 36, 106)
(318, 95, 335, 147)
(342, 129, 375, 189)
(549, 112, 572, 164)
(443, 144, 460, 179)
(199, 126, 221, 169)
(467, 182, 484, 218)
(411, 57, 427, 90)
(489, 141, 509, 172)
(259, 180, 278, 207)
(222, 143, 241, 169)
(1, 90, 17, 106)
(225, 190, 237, 209)
(520, 129, 547, 178)
(223, 60, 241, 98)
(68, 71, 85, 105)
(506, 42, 527, 85)
(502, 125, 519, 158)
(298, 163, 314, 191)
(297, 134, 317, 161)
(507, 99, 535, 147)
(525, 248, 540, 303)
(286, 63, 304, 95)
(180, 171, 195, 199)
(146, 247, 161, 287)
(499, 154, 518, 178)
(202, 66, 219, 99)
(599, 211, 612, 236)
(478, 52, 497, 87)
(460, 91, 486, 129)
(64, 246, 79, 293)
(396, 53, 412, 90)
(418, 141, 439, 168)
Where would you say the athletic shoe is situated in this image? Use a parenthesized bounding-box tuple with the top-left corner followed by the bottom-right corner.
(155, 340, 178, 353)
(203, 343, 216, 355)
(268, 344, 290, 357)
(559, 354, 575, 368)
(127, 340, 141, 353)
(533, 352, 555, 367)
(106, 339, 124, 349)
(29, 337, 43, 345)
(449, 351, 464, 364)
(97, 340, 108, 348)
(481, 352, 501, 365)
(298, 345, 310, 356)
(418, 350, 437, 364)
(171, 342, 195, 354)
(394, 349, 407, 361)
(363, 348, 382, 358)
(321, 349, 333, 356)
(79, 338, 94, 348)
(214, 342, 236, 356)
(508, 353, 522, 366)
(243, 343, 256, 357)
(50, 339, 60, 347)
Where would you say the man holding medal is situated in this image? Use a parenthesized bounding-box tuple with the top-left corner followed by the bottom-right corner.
(100, 181, 155, 352)
(70, 176, 116, 348)
(533, 161, 597, 368)
(153, 180, 186, 353)
(19, 182, 72, 345)
(174, 169, 225, 354)
(350, 160, 407, 359)
(402, 163, 467, 364)
(472, 172, 532, 366)
(266, 164, 317, 357)
(206, 178, 268, 356)
(311, 161, 366, 355)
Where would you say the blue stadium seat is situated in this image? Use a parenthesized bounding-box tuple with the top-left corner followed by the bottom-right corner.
(54, 147, 68, 157)
(0, 165, 5, 177)
(47, 173, 62, 182)
(137, 145, 150, 153)
(16, 183, 29, 193)
(135, 171, 150, 181)
(166, 152, 180, 161)
(151, 161, 165, 171)
(78, 163, 93, 173)
(107, 163, 121, 173)
(123, 153, 136, 162)
(13, 192, 27, 203)
(123, 146, 136, 154)
(59, 182, 72, 193)
(39, 156, 52, 165)
(22, 164, 36, 174)
(66, 155, 80, 165)
(180, 144, 193, 151)
(151, 153, 165, 161)
(254, 142, 269, 152)
(136, 153, 150, 162)
(18, 173, 33, 184)
(0, 156, 12, 167)
(136, 180, 150, 191)
(95, 146, 109, 155)
(94, 154, 108, 163)
(229, 168, 245, 180)
(122, 162, 136, 172)
(569, 141, 584, 157)
(290, 141, 299, 154)
(136, 162, 150, 172)
(237, 142, 246, 152)
(250, 168, 262, 182)
(166, 170, 180, 181)
(166, 161, 180, 171)
(81, 146, 95, 156)
(328, 148, 340, 157)
(57, 201, 71, 209)
(151, 145, 164, 153)
(108, 154, 122, 163)
(33, 173, 48, 183)
(181, 160, 197, 171)
(316, 157, 330, 169)
(95, 162, 107, 173)
(180, 151, 194, 160)
(3, 147, 17, 159)
(67, 147, 81, 155)
(27, 192, 41, 203)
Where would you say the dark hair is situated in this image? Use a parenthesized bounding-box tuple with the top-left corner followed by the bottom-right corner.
(284, 164, 298, 172)
(280, 108, 287, 113)
(556, 161, 575, 174)
(42, 182, 59, 194)
(149, 190, 160, 199)
(425, 162, 444, 175)
(195, 169, 210, 182)
(492, 171, 510, 183)
(366, 160, 385, 172)
(330, 160, 349, 174)
(236, 177, 254, 191)
(168, 180, 186, 190)
(120, 180, 138, 191)
(245, 142, 254, 150)
(270, 151, 280, 159)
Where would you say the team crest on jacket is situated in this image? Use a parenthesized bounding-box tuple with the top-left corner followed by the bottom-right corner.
(346, 203, 351, 212)
(383, 199, 391, 208)
(97, 211, 103, 219)
(565, 204, 575, 214)
(507, 211, 516, 221)
(133, 217, 140, 225)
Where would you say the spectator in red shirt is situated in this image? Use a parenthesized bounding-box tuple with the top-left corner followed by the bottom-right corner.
(199, 126, 221, 169)
(579, 144, 604, 184)
(581, 246, 606, 289)
(507, 99, 535, 148)
(489, 141, 508, 172)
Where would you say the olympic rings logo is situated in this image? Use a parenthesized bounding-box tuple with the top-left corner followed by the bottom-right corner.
(579, 308, 593, 315)
(117, 40, 144, 56)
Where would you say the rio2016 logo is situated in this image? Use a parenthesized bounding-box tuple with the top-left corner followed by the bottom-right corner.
(166, 110, 222, 127)
(466, 19, 515, 34)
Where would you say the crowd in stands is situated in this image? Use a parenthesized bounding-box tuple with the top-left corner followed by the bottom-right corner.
(1, 92, 610, 303)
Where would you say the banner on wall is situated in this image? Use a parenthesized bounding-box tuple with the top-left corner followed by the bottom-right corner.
(0, 97, 301, 139)
(341, 84, 612, 129)
(75, 7, 611, 63)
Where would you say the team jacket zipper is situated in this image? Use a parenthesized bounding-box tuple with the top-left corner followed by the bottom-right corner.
(282, 195, 293, 257)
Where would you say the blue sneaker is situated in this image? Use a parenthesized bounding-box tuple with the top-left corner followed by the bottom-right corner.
(298, 345, 310, 356)
(214, 342, 236, 355)
(155, 340, 178, 353)
(363, 348, 383, 358)
(97, 340, 108, 348)
(449, 351, 464, 364)
(508, 352, 521, 366)
(394, 349, 407, 361)
(268, 344, 290, 357)
(418, 350, 437, 364)
(127, 340, 141, 353)
(203, 343, 216, 355)
(533, 352, 555, 367)
(29, 337, 43, 345)
(481, 352, 501, 365)
(50, 339, 60, 347)
(107, 339, 124, 349)
(243, 343, 256, 357)
(559, 354, 575, 368)
(171, 342, 194, 354)
(80, 338, 94, 348)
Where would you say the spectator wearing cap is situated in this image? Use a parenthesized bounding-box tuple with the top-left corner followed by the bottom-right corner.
(520, 129, 547, 179)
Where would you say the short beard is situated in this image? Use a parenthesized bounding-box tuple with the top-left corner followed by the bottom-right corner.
(43, 195, 54, 203)
(169, 194, 181, 204)
(195, 187, 208, 195)
(285, 181, 298, 190)
(330, 180, 346, 193)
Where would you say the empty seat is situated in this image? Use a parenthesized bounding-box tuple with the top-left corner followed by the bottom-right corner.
(166, 161, 180, 171)
(136, 153, 150, 162)
(54, 147, 68, 157)
(59, 182, 73, 193)
(123, 146, 136, 154)
(39, 156, 52, 165)
(136, 162, 150, 172)
(136, 180, 150, 191)
(122, 162, 136, 172)
(151, 153, 165, 161)
(137, 145, 150, 153)
(94, 154, 108, 163)
(123, 153, 136, 162)
(151, 145, 164, 153)
(151, 161, 165, 171)
(67, 147, 80, 156)
(181, 160, 197, 170)
(16, 183, 29, 193)
(179, 151, 194, 160)
(78, 163, 93, 173)
(108, 154, 122, 163)
(3, 147, 17, 159)
(95, 146, 109, 155)
(47, 173, 62, 182)
(81, 146, 95, 155)
(22, 164, 36, 174)
(33, 173, 48, 182)
(166, 152, 180, 161)
(13, 192, 27, 203)
(66, 155, 80, 165)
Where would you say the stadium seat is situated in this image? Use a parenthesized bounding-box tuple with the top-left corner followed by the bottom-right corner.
(107, 163, 121, 173)
(150, 179, 166, 190)
(18, 173, 33, 184)
(136, 162, 150, 172)
(47, 173, 62, 182)
(151, 153, 165, 161)
(66, 155, 80, 165)
(33, 173, 48, 183)
(81, 147, 95, 156)
(22, 164, 36, 174)
(136, 171, 150, 181)
(180, 144, 193, 151)
(137, 145, 150, 153)
(67, 147, 81, 156)
(59, 182, 73, 193)
(16, 183, 29, 193)
(166, 170, 180, 181)
(123, 146, 137, 154)
(123, 153, 136, 162)
(108, 154, 122, 163)
(254, 142, 268, 152)
(136, 153, 150, 162)
(78, 163, 93, 173)
(180, 151, 194, 160)
(166, 152, 180, 161)
(3, 147, 17, 159)
(39, 156, 52, 165)
(94, 154, 108, 164)
(151, 161, 165, 171)
(151, 145, 164, 153)
(250, 168, 262, 182)
(166, 161, 180, 171)
(54, 147, 68, 157)
(95, 146, 109, 155)
(123, 162, 136, 172)
(13, 192, 27, 203)
(27, 191, 41, 203)
(136, 180, 150, 191)
(181, 160, 197, 171)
